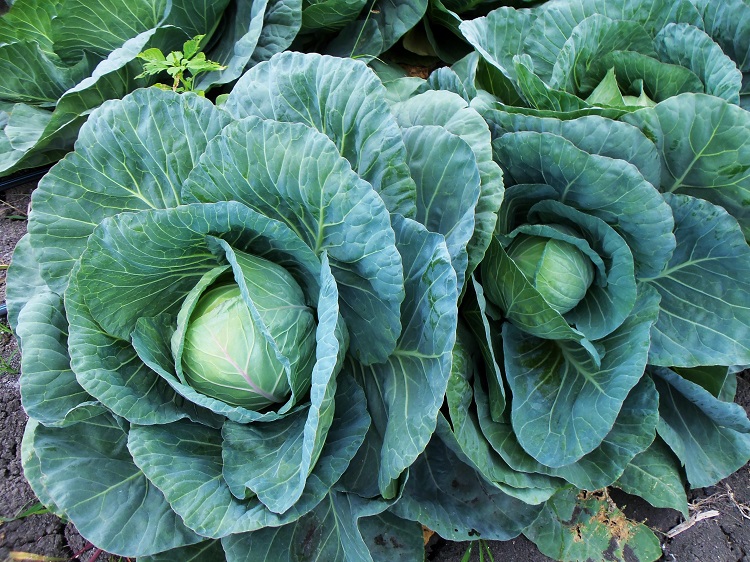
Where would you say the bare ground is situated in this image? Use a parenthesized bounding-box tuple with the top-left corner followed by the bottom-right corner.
(1, 182, 749, 562)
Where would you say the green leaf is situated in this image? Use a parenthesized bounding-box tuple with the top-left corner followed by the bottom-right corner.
(476, 368, 660, 491)
(525, 489, 662, 562)
(513, 56, 595, 113)
(615, 436, 689, 517)
(324, 0, 428, 61)
(245, 0, 302, 66)
(0, 0, 231, 178)
(223, 52, 417, 218)
(346, 216, 458, 498)
(481, 109, 661, 188)
(495, 192, 638, 341)
(523, 0, 701, 81)
(138, 540, 225, 562)
(0, 0, 58, 51)
(692, 0, 750, 74)
(651, 366, 750, 488)
(20, 420, 65, 520)
(133, 312, 293, 426)
(27, 88, 229, 292)
(182, 34, 204, 59)
(458, 6, 536, 86)
(674, 366, 737, 402)
(418, 66, 474, 103)
(585, 67, 631, 107)
(5, 234, 48, 331)
(645, 193, 750, 367)
(493, 130, 675, 279)
(137, 47, 167, 62)
(221, 491, 404, 562)
(444, 330, 563, 503)
(31, 413, 205, 557)
(0, 42, 89, 104)
(16, 291, 103, 427)
(654, 23, 742, 103)
(504, 287, 660, 467)
(300, 0, 367, 35)
(50, 0, 169, 63)
(463, 278, 506, 420)
(393, 90, 504, 278)
(391, 424, 543, 541)
(586, 51, 704, 104)
(196, 0, 302, 90)
(127, 375, 369, 538)
(623, 93, 750, 238)
(358, 511, 425, 562)
(549, 15, 655, 96)
(183, 116, 404, 365)
(401, 125, 480, 292)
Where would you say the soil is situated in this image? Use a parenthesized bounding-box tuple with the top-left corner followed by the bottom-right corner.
(1, 182, 749, 562)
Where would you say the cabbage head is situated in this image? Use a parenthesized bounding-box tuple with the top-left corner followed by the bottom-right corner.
(7, 52, 469, 560)
(179, 253, 316, 409)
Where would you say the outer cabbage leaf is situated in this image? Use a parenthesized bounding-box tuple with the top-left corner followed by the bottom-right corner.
(615, 436, 689, 517)
(400, 124, 480, 293)
(5, 234, 48, 330)
(643, 194, 750, 367)
(503, 287, 660, 467)
(26, 413, 206, 557)
(391, 420, 544, 541)
(127, 375, 369, 538)
(623, 93, 750, 239)
(324, 0, 428, 61)
(223, 52, 417, 218)
(345, 216, 458, 499)
(442, 327, 565, 503)
(475, 370, 660, 491)
(392, 90, 504, 280)
(27, 88, 230, 292)
(222, 492, 423, 562)
(195, 0, 302, 90)
(482, 104, 662, 188)
(651, 366, 750, 488)
(15, 291, 104, 427)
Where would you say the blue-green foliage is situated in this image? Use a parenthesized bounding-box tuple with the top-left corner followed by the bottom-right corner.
(8, 1, 750, 561)
(8, 52, 485, 560)
(0, 0, 302, 178)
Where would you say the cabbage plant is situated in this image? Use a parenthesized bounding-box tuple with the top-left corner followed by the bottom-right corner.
(7, 52, 472, 560)
(0, 0, 301, 178)
(431, 0, 750, 243)
(387, 84, 750, 559)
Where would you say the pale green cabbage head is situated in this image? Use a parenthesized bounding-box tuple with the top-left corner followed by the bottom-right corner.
(503, 230, 595, 314)
(181, 252, 316, 410)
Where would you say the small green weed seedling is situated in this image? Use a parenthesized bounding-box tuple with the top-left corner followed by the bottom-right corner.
(136, 35, 225, 96)
(0, 501, 51, 523)
(0, 321, 20, 375)
(461, 538, 495, 562)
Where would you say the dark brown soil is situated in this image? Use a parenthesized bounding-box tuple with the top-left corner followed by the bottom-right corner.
(1, 181, 749, 562)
